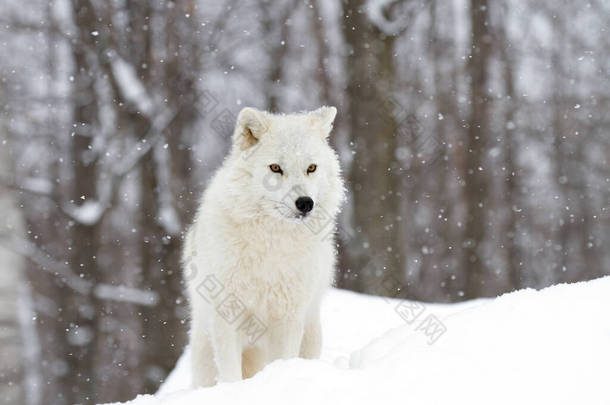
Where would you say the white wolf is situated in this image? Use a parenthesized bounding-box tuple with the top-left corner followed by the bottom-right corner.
(182, 106, 344, 387)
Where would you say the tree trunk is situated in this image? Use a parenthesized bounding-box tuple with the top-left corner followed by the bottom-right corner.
(65, 0, 102, 399)
(498, 9, 524, 291)
(341, 0, 403, 295)
(549, 14, 573, 285)
(311, 0, 333, 106)
(463, 0, 492, 298)
(0, 114, 28, 405)
(260, 0, 296, 112)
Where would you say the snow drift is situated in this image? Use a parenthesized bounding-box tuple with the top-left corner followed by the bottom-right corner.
(105, 276, 610, 405)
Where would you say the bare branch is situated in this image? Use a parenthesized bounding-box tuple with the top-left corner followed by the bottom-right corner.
(0, 234, 92, 295)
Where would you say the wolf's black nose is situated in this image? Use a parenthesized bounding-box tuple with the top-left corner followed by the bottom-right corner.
(295, 196, 314, 214)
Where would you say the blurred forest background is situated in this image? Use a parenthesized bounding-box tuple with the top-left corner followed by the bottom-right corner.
(0, 0, 608, 404)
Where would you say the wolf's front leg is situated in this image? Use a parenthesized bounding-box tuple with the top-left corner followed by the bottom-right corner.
(299, 318, 322, 359)
(190, 318, 217, 387)
(211, 322, 242, 383)
(267, 320, 305, 360)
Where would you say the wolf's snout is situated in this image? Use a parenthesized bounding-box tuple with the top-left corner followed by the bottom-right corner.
(295, 196, 314, 214)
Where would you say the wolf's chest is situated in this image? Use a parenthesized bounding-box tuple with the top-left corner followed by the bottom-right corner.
(224, 251, 316, 320)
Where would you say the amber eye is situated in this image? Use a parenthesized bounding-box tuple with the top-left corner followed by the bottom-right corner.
(307, 164, 317, 174)
(269, 164, 283, 174)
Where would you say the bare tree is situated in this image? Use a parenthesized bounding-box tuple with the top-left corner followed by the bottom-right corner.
(463, 0, 493, 298)
(341, 0, 410, 294)
(61, 1, 104, 402)
(497, 4, 525, 291)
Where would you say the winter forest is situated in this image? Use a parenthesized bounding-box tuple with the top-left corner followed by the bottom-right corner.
(0, 0, 608, 404)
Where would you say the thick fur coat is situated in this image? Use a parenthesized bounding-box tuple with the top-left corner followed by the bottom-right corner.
(182, 106, 344, 386)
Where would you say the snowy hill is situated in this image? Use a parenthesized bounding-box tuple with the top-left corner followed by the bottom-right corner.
(106, 277, 610, 405)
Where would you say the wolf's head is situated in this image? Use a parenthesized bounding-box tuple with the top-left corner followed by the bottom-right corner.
(225, 106, 344, 227)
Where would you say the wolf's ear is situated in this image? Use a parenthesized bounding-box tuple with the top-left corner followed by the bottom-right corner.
(309, 106, 337, 138)
(233, 107, 269, 150)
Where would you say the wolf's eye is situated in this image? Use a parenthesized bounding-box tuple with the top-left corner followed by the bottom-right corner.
(269, 164, 283, 174)
(307, 164, 317, 174)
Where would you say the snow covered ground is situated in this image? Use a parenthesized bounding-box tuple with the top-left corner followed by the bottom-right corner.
(105, 276, 610, 405)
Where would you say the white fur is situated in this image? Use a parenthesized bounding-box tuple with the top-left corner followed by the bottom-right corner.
(183, 106, 344, 387)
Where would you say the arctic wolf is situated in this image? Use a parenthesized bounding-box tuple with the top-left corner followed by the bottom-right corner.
(183, 106, 344, 386)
